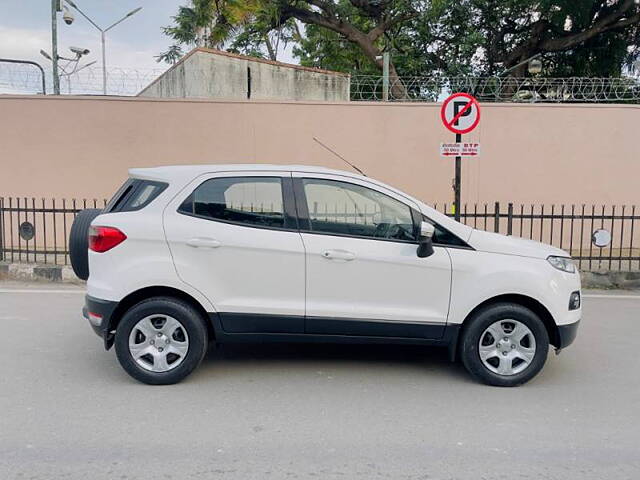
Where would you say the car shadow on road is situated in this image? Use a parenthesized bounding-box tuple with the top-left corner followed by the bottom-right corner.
(197, 342, 473, 383)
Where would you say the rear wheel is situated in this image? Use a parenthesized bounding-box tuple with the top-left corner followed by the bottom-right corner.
(460, 303, 549, 387)
(114, 297, 208, 385)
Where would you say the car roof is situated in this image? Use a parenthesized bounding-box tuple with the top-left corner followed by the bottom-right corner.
(129, 164, 362, 183)
(128, 163, 474, 242)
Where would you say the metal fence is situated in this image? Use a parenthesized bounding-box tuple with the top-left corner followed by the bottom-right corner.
(437, 202, 640, 271)
(0, 198, 106, 266)
(0, 198, 638, 272)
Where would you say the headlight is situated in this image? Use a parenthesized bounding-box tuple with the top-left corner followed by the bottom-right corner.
(547, 256, 576, 273)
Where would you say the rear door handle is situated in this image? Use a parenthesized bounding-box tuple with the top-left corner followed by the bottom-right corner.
(322, 249, 355, 261)
(186, 237, 221, 248)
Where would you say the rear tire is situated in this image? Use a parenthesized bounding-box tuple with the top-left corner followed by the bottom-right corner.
(114, 297, 208, 385)
(69, 208, 102, 280)
(460, 303, 549, 387)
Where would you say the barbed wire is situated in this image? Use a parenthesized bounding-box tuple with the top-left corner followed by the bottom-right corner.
(0, 63, 167, 96)
(1, 62, 639, 103)
(351, 75, 640, 103)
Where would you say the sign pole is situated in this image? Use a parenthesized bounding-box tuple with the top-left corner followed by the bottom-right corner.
(440, 92, 481, 223)
(454, 132, 461, 222)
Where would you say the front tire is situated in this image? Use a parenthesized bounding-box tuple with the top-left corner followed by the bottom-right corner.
(115, 297, 208, 385)
(460, 303, 549, 387)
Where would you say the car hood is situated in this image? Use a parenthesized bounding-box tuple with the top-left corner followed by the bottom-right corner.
(467, 229, 569, 259)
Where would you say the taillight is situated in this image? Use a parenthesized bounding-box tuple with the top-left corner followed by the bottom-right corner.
(88, 226, 127, 253)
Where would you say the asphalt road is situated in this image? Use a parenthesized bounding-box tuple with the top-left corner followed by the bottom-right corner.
(1, 282, 639, 480)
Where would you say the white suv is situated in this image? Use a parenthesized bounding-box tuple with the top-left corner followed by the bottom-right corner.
(71, 165, 581, 386)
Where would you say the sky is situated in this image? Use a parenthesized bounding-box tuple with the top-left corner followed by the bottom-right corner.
(0, 0, 182, 70)
(0, 0, 297, 94)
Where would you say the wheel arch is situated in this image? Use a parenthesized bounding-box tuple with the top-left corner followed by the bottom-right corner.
(458, 293, 560, 351)
(107, 286, 214, 347)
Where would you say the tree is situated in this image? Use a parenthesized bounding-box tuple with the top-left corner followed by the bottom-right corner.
(287, 0, 640, 78)
(158, 0, 288, 63)
(273, 0, 432, 98)
(160, 1, 640, 85)
(438, 0, 640, 77)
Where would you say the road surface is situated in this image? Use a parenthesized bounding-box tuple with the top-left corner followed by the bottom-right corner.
(0, 283, 639, 479)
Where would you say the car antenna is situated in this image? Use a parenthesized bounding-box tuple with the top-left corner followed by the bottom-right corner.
(312, 136, 367, 177)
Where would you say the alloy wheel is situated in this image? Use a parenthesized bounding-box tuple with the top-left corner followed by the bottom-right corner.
(128, 314, 190, 373)
(478, 319, 536, 376)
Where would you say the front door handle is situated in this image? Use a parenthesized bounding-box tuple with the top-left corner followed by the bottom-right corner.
(187, 237, 221, 248)
(322, 249, 356, 261)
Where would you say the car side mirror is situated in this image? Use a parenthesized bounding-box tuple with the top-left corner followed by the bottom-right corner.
(417, 221, 435, 258)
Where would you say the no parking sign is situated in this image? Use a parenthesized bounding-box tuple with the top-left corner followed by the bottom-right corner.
(440, 92, 481, 135)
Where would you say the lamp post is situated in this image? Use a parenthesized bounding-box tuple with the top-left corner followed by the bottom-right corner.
(64, 1, 142, 95)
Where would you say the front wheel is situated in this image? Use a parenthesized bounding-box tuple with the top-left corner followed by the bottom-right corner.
(114, 297, 208, 385)
(460, 303, 549, 387)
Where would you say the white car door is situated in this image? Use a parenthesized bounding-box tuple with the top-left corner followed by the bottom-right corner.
(293, 173, 452, 339)
(164, 171, 306, 333)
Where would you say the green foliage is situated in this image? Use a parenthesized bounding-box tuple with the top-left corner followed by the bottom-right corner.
(158, 0, 278, 63)
(293, 25, 379, 74)
(160, 0, 640, 78)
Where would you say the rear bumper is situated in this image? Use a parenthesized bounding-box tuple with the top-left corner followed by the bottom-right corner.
(82, 295, 118, 350)
(556, 319, 580, 350)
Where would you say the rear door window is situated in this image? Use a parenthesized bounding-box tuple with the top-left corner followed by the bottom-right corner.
(178, 176, 294, 229)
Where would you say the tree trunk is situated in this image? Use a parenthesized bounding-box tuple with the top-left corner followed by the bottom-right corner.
(263, 34, 277, 61)
(386, 62, 407, 100)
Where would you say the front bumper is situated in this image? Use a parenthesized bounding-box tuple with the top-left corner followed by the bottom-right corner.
(82, 295, 118, 350)
(556, 319, 580, 350)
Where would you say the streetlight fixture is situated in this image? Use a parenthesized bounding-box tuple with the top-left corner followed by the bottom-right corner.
(527, 58, 543, 75)
(499, 52, 544, 77)
(63, 1, 142, 95)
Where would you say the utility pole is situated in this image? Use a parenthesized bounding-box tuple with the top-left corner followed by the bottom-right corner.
(51, 0, 61, 94)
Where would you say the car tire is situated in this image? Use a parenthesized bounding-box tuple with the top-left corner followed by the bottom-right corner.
(460, 303, 549, 387)
(114, 297, 208, 385)
(69, 208, 102, 280)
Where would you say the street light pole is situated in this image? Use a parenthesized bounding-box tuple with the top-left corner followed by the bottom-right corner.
(51, 0, 61, 94)
(65, 1, 142, 95)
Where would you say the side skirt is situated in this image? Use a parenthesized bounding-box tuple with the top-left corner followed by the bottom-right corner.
(209, 313, 461, 360)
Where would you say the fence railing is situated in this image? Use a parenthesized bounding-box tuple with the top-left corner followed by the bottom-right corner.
(1, 198, 638, 272)
(0, 198, 106, 266)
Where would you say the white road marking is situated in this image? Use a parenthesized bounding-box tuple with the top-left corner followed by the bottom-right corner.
(582, 294, 640, 299)
(0, 289, 85, 294)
